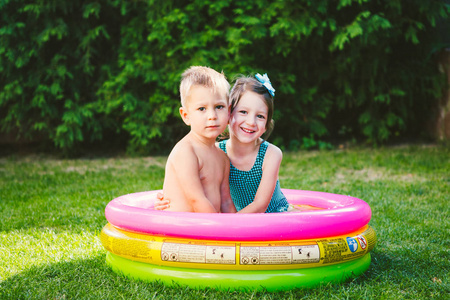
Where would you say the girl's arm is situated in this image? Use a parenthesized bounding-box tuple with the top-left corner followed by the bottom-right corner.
(237, 144, 282, 213)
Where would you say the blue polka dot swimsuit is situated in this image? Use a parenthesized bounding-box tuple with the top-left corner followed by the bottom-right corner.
(218, 140, 290, 213)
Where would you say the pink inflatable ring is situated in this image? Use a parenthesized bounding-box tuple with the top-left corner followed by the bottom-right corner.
(105, 189, 372, 241)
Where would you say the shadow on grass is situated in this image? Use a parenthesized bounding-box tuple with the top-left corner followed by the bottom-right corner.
(1, 253, 387, 300)
(366, 250, 448, 295)
(3, 237, 446, 299)
(7, 250, 445, 299)
(0, 254, 173, 300)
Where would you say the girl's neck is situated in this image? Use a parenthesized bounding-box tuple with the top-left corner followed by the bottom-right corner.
(228, 136, 262, 155)
(226, 136, 263, 171)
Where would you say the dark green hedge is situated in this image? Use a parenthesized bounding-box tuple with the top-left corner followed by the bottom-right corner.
(1, 0, 449, 154)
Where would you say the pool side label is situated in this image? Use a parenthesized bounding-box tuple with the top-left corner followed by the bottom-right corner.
(161, 242, 236, 264)
(240, 245, 320, 265)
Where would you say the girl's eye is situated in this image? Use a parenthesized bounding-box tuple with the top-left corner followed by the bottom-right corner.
(198, 107, 206, 111)
(257, 114, 266, 119)
(239, 110, 247, 114)
(216, 105, 225, 110)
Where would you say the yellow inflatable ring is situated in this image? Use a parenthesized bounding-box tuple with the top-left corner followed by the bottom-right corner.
(101, 223, 376, 271)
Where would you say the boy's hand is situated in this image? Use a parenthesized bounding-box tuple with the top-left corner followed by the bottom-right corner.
(154, 192, 170, 210)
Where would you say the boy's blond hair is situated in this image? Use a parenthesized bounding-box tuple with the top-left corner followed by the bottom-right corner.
(180, 66, 230, 107)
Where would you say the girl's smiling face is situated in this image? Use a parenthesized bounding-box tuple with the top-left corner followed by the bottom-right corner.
(229, 91, 268, 143)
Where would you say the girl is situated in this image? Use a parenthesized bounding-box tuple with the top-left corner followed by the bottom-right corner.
(156, 73, 291, 213)
(218, 73, 289, 213)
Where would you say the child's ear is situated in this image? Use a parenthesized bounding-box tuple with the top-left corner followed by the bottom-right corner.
(179, 107, 190, 125)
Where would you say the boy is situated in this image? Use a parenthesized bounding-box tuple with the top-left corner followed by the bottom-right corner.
(162, 66, 237, 213)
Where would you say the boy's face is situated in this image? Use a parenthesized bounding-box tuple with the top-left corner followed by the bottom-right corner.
(180, 85, 229, 140)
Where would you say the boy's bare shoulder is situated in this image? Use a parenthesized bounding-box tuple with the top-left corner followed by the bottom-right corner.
(167, 136, 197, 161)
(215, 145, 230, 164)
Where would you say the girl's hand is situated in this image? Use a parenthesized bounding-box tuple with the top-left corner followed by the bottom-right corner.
(154, 192, 170, 210)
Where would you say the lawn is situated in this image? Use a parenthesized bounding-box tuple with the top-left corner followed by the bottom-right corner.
(0, 145, 448, 299)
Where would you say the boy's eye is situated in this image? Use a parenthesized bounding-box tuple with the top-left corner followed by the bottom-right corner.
(216, 105, 225, 110)
(198, 107, 206, 111)
(239, 110, 247, 114)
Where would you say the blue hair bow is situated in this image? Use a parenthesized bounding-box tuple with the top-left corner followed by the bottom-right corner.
(255, 73, 275, 97)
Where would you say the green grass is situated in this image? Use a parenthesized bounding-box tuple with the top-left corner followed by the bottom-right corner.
(0, 145, 449, 299)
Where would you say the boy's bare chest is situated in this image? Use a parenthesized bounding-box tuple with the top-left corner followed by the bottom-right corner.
(198, 153, 224, 183)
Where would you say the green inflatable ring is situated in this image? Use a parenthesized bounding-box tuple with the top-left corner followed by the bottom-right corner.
(106, 252, 371, 291)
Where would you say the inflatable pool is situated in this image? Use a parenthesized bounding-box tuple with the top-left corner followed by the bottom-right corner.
(101, 189, 376, 291)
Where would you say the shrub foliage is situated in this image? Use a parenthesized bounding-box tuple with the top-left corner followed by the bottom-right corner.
(1, 0, 448, 153)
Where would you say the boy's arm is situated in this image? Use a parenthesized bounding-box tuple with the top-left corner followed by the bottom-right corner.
(220, 156, 237, 213)
(154, 193, 170, 210)
(172, 148, 218, 213)
(237, 144, 282, 213)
